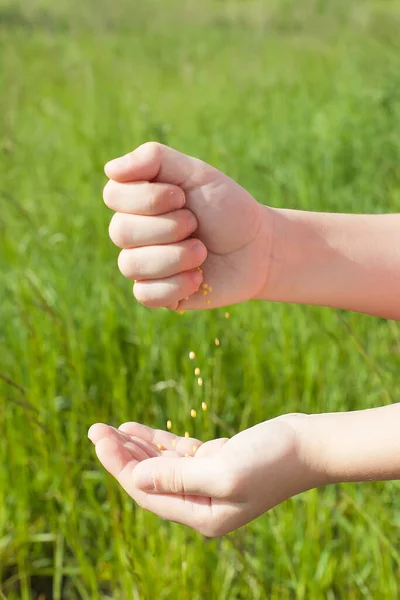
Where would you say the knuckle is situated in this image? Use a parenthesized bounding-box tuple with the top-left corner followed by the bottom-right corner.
(142, 141, 161, 161)
(172, 467, 185, 494)
(184, 209, 197, 237)
(146, 183, 161, 215)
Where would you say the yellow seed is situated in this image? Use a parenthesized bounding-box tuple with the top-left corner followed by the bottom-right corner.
(197, 377, 203, 386)
(167, 420, 172, 430)
(196, 267, 203, 273)
(201, 401, 208, 411)
(215, 338, 220, 346)
(206, 300, 211, 305)
(189, 351, 196, 360)
(184, 431, 190, 438)
(157, 444, 163, 450)
(172, 440, 176, 447)
(194, 367, 200, 376)
(202, 290, 208, 296)
(201, 283, 208, 290)
(192, 445, 198, 454)
(191, 409, 197, 418)
(177, 308, 184, 315)
(225, 311, 230, 319)
(185, 453, 191, 457)
(208, 286, 213, 292)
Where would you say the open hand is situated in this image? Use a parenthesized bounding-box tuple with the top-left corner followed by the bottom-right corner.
(88, 414, 320, 537)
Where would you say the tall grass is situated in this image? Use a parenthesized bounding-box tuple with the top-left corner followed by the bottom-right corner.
(1, 0, 400, 597)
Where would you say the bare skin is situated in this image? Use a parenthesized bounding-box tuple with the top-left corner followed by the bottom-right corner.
(89, 404, 400, 537)
(104, 142, 400, 319)
(89, 142, 400, 537)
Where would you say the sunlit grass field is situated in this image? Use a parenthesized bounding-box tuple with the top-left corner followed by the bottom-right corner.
(1, 0, 400, 597)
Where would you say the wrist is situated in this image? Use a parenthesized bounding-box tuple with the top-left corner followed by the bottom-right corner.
(278, 413, 333, 489)
(256, 207, 338, 306)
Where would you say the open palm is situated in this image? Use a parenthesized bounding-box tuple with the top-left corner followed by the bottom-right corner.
(88, 415, 316, 537)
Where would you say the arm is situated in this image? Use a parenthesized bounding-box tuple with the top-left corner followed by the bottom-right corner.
(104, 143, 400, 320)
(88, 403, 400, 537)
(297, 402, 400, 483)
(262, 209, 400, 320)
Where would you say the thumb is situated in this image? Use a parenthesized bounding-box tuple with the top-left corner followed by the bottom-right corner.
(104, 142, 200, 186)
(133, 456, 227, 497)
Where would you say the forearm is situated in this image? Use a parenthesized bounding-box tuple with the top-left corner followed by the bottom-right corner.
(261, 208, 400, 320)
(296, 403, 400, 484)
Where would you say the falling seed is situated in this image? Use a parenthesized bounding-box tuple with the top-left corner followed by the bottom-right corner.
(225, 312, 230, 319)
(202, 290, 208, 296)
(197, 377, 203, 386)
(201, 283, 208, 290)
(194, 367, 200, 376)
(184, 431, 190, 438)
(191, 409, 197, 418)
(157, 444, 163, 450)
(201, 401, 208, 411)
(192, 445, 198, 454)
(215, 338, 220, 346)
(178, 308, 184, 315)
(208, 286, 213, 292)
(196, 267, 203, 273)
(206, 300, 211, 305)
(167, 420, 172, 430)
(172, 440, 176, 447)
(189, 351, 196, 360)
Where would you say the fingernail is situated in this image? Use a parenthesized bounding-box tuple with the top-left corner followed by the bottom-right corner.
(171, 189, 185, 210)
(193, 242, 205, 258)
(105, 154, 132, 174)
(133, 468, 155, 491)
(192, 269, 203, 287)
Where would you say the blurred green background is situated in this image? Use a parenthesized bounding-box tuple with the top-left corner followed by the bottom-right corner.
(1, 0, 400, 598)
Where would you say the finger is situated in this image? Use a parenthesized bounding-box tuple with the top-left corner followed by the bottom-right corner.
(95, 437, 139, 480)
(103, 181, 185, 215)
(104, 142, 203, 186)
(108, 209, 198, 249)
(195, 438, 229, 458)
(133, 456, 228, 497)
(133, 271, 203, 309)
(118, 422, 202, 455)
(94, 438, 213, 530)
(88, 423, 117, 444)
(88, 423, 159, 461)
(118, 239, 207, 281)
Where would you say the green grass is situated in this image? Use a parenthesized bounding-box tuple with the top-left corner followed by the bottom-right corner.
(1, 0, 400, 597)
